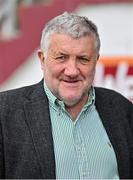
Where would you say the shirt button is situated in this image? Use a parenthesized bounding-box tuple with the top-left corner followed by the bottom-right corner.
(82, 173, 88, 178)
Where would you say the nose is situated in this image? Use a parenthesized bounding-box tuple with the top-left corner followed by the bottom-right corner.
(64, 59, 79, 77)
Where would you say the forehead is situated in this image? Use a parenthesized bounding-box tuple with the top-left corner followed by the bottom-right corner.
(48, 33, 96, 54)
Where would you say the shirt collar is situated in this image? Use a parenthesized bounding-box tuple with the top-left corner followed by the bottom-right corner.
(43, 80, 95, 111)
(44, 80, 57, 106)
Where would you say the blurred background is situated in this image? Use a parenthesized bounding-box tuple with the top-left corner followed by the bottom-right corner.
(0, 0, 133, 102)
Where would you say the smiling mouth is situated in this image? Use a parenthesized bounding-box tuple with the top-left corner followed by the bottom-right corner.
(62, 80, 81, 87)
(63, 80, 79, 83)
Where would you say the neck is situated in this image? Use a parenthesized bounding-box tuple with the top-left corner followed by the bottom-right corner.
(65, 94, 88, 120)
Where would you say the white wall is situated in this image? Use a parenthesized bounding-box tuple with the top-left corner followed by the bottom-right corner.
(76, 3, 133, 55)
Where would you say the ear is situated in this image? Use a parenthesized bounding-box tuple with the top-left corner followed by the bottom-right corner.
(97, 54, 100, 60)
(38, 50, 45, 70)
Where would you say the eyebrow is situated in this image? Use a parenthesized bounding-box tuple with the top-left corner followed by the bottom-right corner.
(51, 49, 91, 59)
(54, 52, 69, 57)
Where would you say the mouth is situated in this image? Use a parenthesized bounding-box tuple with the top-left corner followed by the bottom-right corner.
(63, 80, 80, 83)
(61, 79, 81, 87)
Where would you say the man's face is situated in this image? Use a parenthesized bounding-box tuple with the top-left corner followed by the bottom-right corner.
(38, 33, 98, 106)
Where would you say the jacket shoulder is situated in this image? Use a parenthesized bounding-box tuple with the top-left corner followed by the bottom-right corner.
(95, 87, 132, 103)
(95, 87, 132, 111)
(0, 82, 43, 108)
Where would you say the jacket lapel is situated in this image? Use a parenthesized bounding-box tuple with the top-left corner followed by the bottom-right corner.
(95, 88, 130, 178)
(24, 81, 55, 179)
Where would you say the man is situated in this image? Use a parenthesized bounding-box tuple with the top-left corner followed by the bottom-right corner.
(0, 12, 133, 179)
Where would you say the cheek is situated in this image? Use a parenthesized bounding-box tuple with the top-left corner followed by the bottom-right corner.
(83, 65, 96, 79)
(44, 62, 62, 78)
(43, 61, 53, 75)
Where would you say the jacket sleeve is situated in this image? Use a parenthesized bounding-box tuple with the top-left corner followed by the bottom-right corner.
(0, 91, 9, 178)
(0, 107, 4, 178)
(131, 102, 133, 133)
(130, 103, 133, 178)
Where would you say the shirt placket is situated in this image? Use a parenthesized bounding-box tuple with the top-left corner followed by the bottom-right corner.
(73, 124, 90, 179)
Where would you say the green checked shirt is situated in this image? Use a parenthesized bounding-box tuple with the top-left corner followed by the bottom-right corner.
(44, 82, 119, 179)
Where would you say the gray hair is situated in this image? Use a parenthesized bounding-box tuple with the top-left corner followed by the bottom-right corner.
(40, 12, 100, 55)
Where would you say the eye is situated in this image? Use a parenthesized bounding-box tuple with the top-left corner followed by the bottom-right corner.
(78, 56, 90, 64)
(56, 56, 65, 60)
(55, 55, 68, 61)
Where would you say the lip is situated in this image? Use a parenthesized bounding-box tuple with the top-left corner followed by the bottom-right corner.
(61, 80, 81, 87)
(63, 80, 79, 83)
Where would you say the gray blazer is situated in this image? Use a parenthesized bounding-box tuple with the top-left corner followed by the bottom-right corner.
(0, 80, 133, 179)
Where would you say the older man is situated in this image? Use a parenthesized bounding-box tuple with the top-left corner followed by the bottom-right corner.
(0, 12, 133, 179)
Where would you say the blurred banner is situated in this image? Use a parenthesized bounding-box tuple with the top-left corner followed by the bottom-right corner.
(0, 0, 133, 102)
(95, 57, 133, 102)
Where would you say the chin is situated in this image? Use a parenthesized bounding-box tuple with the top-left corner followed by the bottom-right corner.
(62, 97, 81, 107)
